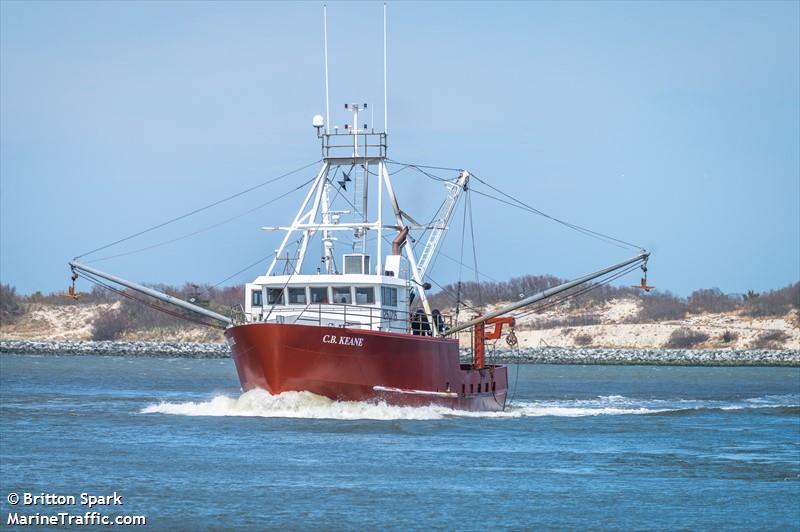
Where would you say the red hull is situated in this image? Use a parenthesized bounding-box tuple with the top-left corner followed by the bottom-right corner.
(225, 323, 508, 411)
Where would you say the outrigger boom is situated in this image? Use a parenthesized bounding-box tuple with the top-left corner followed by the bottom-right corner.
(69, 251, 649, 335)
(443, 251, 650, 336)
(69, 260, 232, 327)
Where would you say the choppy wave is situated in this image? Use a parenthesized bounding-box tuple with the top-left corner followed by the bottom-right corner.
(140, 390, 799, 421)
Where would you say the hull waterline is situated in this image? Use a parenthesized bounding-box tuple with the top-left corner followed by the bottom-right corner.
(225, 322, 508, 412)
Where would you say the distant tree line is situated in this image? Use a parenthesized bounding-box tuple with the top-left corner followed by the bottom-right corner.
(426, 277, 799, 323)
(1, 279, 797, 340)
(0, 284, 25, 325)
(90, 283, 243, 340)
(0, 281, 242, 340)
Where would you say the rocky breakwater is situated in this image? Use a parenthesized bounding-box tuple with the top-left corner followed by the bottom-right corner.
(2, 340, 798, 366)
(473, 347, 800, 366)
(0, 339, 230, 358)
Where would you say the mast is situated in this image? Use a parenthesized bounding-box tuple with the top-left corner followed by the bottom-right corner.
(323, 5, 330, 134)
(320, 182, 335, 273)
(383, 2, 388, 134)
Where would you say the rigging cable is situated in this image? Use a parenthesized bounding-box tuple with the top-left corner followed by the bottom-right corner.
(388, 159, 643, 252)
(469, 172, 642, 251)
(513, 262, 644, 321)
(75, 159, 322, 260)
(456, 191, 468, 322)
(386, 160, 461, 174)
(514, 264, 640, 321)
(75, 271, 225, 330)
(87, 176, 317, 263)
(466, 189, 483, 307)
(197, 251, 278, 297)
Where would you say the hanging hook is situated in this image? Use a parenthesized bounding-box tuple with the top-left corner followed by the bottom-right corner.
(63, 270, 81, 300)
(632, 258, 654, 292)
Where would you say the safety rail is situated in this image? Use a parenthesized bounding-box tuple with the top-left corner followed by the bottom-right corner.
(320, 131, 387, 159)
(252, 302, 451, 335)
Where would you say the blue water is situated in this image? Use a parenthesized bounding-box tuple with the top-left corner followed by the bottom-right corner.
(1, 354, 798, 530)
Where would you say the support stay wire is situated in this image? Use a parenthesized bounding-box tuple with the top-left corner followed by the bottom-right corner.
(387, 159, 644, 252)
(87, 176, 317, 263)
(75, 271, 226, 330)
(75, 159, 322, 260)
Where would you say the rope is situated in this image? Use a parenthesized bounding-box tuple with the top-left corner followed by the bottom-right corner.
(86, 176, 317, 263)
(456, 189, 468, 321)
(76, 271, 225, 330)
(387, 158, 643, 252)
(387, 160, 461, 173)
(75, 159, 321, 259)
(200, 252, 277, 295)
(466, 190, 482, 307)
(513, 262, 643, 321)
(507, 349, 522, 408)
(469, 176, 642, 251)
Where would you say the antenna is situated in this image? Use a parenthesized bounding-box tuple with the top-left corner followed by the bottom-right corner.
(323, 4, 331, 134)
(383, 3, 388, 134)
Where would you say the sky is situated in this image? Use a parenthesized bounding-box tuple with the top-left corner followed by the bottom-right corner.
(1, 1, 798, 297)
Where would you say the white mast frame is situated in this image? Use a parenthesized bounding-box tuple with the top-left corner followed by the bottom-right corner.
(266, 162, 330, 276)
(378, 159, 438, 334)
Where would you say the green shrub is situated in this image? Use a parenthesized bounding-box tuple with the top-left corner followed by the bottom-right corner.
(750, 330, 789, 349)
(665, 327, 709, 348)
(91, 309, 130, 340)
(0, 284, 25, 325)
(574, 334, 593, 346)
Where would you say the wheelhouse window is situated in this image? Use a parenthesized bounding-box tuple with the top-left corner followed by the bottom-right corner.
(344, 255, 362, 274)
(332, 286, 352, 304)
(343, 254, 371, 275)
(287, 287, 306, 305)
(251, 289, 263, 307)
(267, 288, 284, 305)
(381, 286, 398, 307)
(309, 287, 328, 304)
(355, 286, 375, 305)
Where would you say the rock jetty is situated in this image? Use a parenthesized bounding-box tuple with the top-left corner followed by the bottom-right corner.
(472, 346, 799, 366)
(1, 339, 797, 366)
(0, 339, 229, 358)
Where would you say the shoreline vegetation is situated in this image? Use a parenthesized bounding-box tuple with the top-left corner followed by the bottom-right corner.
(1, 280, 798, 352)
(1, 339, 797, 366)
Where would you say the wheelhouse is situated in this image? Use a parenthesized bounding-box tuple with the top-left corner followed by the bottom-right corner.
(244, 257, 413, 333)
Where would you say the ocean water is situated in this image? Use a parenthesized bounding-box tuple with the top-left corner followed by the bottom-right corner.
(1, 354, 798, 530)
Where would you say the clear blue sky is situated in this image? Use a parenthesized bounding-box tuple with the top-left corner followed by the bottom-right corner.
(1, 1, 798, 297)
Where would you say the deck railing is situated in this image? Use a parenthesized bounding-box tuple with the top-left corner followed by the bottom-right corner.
(321, 131, 387, 159)
(253, 302, 451, 335)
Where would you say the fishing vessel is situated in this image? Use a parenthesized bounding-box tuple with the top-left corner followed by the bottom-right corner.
(68, 7, 650, 412)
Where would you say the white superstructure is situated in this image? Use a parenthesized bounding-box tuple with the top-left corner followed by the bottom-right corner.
(242, 105, 468, 335)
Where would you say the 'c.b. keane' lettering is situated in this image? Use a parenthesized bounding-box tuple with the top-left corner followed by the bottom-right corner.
(322, 334, 364, 347)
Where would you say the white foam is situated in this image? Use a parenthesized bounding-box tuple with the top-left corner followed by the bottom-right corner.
(140, 390, 797, 420)
(141, 390, 451, 420)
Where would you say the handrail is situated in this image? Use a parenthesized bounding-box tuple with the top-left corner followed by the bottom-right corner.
(255, 301, 452, 335)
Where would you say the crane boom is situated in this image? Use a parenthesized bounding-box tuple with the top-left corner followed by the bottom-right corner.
(415, 170, 469, 279)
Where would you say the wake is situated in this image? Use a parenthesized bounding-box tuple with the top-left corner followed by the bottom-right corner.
(140, 390, 799, 421)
